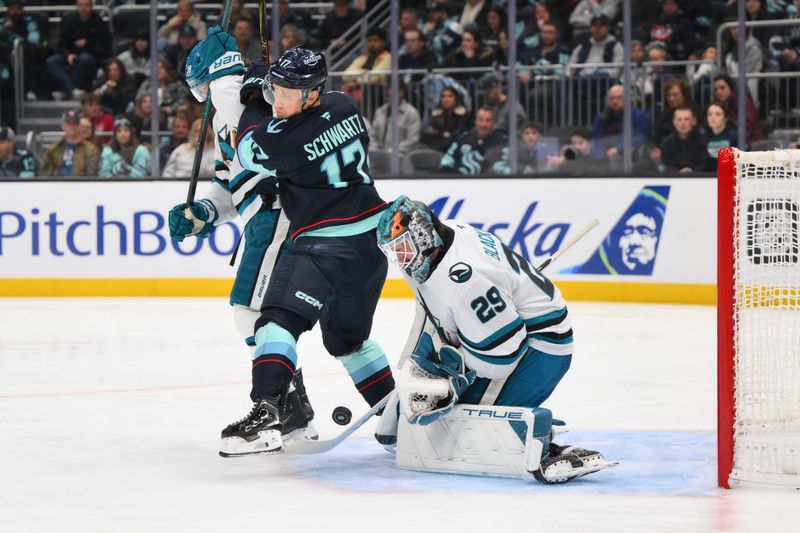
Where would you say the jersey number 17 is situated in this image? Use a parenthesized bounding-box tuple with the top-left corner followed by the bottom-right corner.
(320, 138, 372, 189)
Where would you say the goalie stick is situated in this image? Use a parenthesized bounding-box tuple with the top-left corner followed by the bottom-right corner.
(282, 392, 392, 454)
(537, 218, 599, 271)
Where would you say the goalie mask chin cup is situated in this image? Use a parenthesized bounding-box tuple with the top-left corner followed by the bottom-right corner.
(377, 196, 443, 284)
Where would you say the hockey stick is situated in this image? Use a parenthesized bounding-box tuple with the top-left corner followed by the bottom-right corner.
(283, 392, 392, 454)
(184, 0, 235, 209)
(258, 0, 271, 66)
(536, 218, 599, 271)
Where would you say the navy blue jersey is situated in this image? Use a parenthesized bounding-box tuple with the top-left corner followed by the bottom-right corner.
(237, 91, 386, 240)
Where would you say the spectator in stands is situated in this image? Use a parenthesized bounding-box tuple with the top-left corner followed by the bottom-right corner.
(399, 29, 438, 74)
(420, 86, 470, 152)
(279, 0, 312, 33)
(166, 25, 199, 79)
(46, 0, 111, 100)
(126, 93, 166, 139)
(442, 28, 494, 84)
(79, 116, 98, 148)
(481, 5, 506, 50)
(569, 0, 621, 45)
(233, 18, 261, 65)
(370, 82, 421, 154)
(712, 73, 765, 144)
(704, 102, 738, 170)
(228, 0, 254, 26)
(313, 0, 361, 50)
(0, 0, 43, 101)
(527, 20, 571, 77)
(343, 27, 391, 86)
(439, 105, 507, 175)
(0, 126, 36, 177)
(93, 59, 136, 116)
(458, 0, 492, 36)
(646, 0, 695, 61)
(159, 112, 191, 171)
(398, 8, 422, 50)
(590, 84, 651, 164)
(728, 0, 780, 48)
(43, 109, 100, 176)
(280, 25, 306, 52)
(99, 117, 150, 177)
(492, 121, 560, 175)
(158, 0, 207, 49)
(479, 73, 526, 134)
(81, 93, 114, 146)
(567, 14, 624, 78)
(137, 60, 189, 119)
(659, 107, 707, 173)
(163, 118, 215, 178)
(723, 23, 765, 102)
(117, 30, 151, 88)
(686, 45, 717, 93)
(424, 2, 463, 64)
(546, 128, 595, 175)
(653, 78, 698, 144)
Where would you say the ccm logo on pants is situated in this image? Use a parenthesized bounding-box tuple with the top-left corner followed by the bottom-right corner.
(295, 291, 323, 310)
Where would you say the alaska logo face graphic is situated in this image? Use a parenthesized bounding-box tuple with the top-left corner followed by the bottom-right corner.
(562, 186, 670, 276)
(448, 262, 473, 283)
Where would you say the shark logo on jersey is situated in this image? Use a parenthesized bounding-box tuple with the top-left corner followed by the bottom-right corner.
(448, 262, 473, 283)
(266, 119, 287, 134)
(562, 186, 670, 276)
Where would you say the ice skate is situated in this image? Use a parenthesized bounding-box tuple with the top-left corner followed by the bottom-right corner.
(533, 443, 618, 484)
(220, 396, 283, 457)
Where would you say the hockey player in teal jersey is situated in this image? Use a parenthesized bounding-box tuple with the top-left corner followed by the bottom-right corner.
(375, 196, 615, 483)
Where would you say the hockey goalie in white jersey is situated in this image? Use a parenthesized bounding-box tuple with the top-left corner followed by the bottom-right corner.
(375, 196, 616, 483)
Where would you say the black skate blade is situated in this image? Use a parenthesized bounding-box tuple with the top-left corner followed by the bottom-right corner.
(219, 447, 283, 458)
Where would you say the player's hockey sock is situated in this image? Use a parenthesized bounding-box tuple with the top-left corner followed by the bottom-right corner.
(250, 322, 297, 401)
(336, 340, 395, 406)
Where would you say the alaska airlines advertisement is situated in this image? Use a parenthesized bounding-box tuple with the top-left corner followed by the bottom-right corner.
(0, 179, 715, 297)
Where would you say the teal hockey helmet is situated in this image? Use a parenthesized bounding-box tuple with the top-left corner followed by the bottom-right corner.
(377, 196, 444, 284)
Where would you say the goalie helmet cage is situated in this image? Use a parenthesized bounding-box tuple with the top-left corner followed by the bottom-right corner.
(717, 147, 800, 489)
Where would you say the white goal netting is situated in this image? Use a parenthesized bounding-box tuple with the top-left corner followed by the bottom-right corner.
(731, 149, 800, 487)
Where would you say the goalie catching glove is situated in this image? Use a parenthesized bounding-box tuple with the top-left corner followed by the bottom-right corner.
(168, 199, 218, 241)
(398, 344, 476, 425)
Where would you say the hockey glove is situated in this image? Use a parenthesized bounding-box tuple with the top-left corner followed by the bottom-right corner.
(240, 62, 269, 104)
(185, 25, 245, 102)
(168, 199, 218, 241)
(404, 345, 477, 426)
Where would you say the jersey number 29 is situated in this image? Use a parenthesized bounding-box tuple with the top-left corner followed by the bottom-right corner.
(470, 286, 507, 324)
(320, 138, 371, 188)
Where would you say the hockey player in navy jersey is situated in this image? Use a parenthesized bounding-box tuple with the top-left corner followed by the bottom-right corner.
(181, 30, 395, 456)
(375, 196, 615, 483)
(167, 30, 317, 447)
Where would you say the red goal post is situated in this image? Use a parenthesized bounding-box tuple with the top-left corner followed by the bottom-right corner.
(717, 147, 800, 489)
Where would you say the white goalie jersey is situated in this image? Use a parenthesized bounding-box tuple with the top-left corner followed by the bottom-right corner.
(411, 220, 573, 379)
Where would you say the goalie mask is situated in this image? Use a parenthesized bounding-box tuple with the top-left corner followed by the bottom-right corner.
(377, 196, 444, 284)
(264, 47, 327, 110)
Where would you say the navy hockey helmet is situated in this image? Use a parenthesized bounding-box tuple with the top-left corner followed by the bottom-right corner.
(377, 196, 444, 284)
(264, 47, 327, 110)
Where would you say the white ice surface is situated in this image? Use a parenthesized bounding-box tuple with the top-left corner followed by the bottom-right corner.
(0, 298, 796, 533)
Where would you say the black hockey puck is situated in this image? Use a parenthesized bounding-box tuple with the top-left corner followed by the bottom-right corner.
(332, 406, 352, 426)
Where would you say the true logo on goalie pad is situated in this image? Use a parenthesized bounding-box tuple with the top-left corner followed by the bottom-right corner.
(448, 262, 472, 283)
(462, 407, 525, 420)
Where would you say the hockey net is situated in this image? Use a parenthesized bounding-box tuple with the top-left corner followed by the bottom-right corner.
(718, 147, 800, 489)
